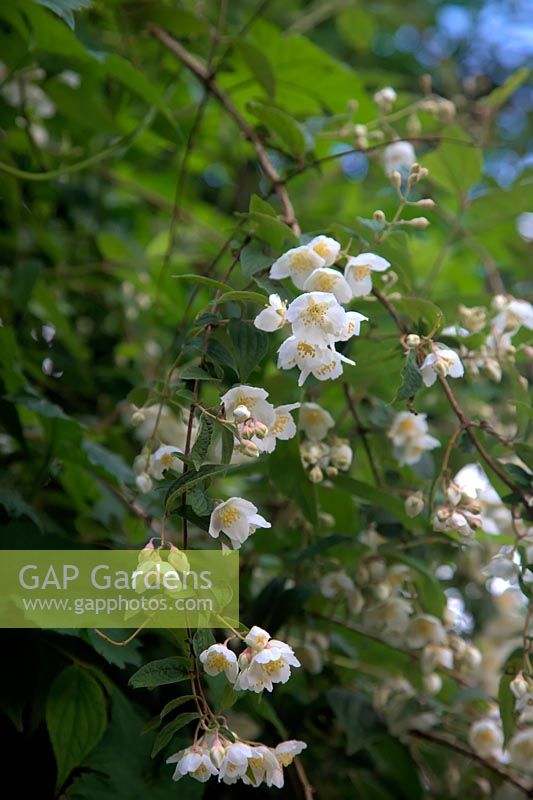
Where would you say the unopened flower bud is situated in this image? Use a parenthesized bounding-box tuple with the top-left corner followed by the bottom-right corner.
(136, 473, 153, 493)
(407, 216, 430, 230)
(434, 357, 448, 375)
(241, 421, 255, 439)
(405, 492, 425, 518)
(390, 170, 402, 193)
(138, 539, 157, 563)
(131, 409, 146, 426)
(308, 465, 323, 483)
(417, 167, 429, 180)
(233, 404, 251, 423)
(239, 440, 260, 458)
(511, 672, 529, 700)
(168, 545, 189, 572)
(410, 162, 421, 174)
(325, 466, 338, 477)
(423, 672, 443, 694)
(373, 209, 386, 223)
(254, 420, 269, 440)
(415, 198, 436, 209)
(405, 333, 421, 348)
(437, 508, 450, 522)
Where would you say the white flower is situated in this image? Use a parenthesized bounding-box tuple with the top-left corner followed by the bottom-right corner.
(303, 268, 352, 304)
(334, 310, 368, 341)
(242, 745, 284, 788)
(133, 404, 197, 447)
(200, 644, 238, 682)
(209, 498, 270, 548)
(510, 728, 533, 772)
(254, 294, 287, 332)
(245, 625, 271, 650)
(221, 385, 276, 430)
(492, 298, 533, 335)
(517, 212, 533, 242)
(510, 673, 529, 700)
(344, 253, 391, 297)
(274, 740, 307, 767)
(235, 633, 301, 693)
(299, 402, 334, 441)
(329, 439, 353, 471)
(421, 644, 454, 673)
(150, 445, 181, 479)
(320, 570, 355, 599)
(218, 742, 254, 784)
(453, 463, 512, 535)
(405, 614, 447, 649)
(262, 403, 299, 454)
(167, 747, 218, 782)
(483, 547, 519, 582)
(420, 346, 464, 387)
(374, 86, 397, 108)
(286, 291, 347, 346)
(387, 412, 440, 466)
(364, 597, 412, 636)
(383, 141, 416, 175)
(270, 245, 324, 289)
(135, 472, 152, 493)
(468, 719, 504, 760)
(278, 337, 354, 386)
(308, 235, 341, 266)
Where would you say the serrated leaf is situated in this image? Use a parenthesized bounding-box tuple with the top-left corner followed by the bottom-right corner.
(129, 657, 190, 689)
(165, 463, 233, 512)
(46, 666, 107, 790)
(227, 319, 268, 381)
(395, 350, 423, 402)
(240, 245, 273, 278)
(190, 414, 214, 469)
(151, 712, 200, 757)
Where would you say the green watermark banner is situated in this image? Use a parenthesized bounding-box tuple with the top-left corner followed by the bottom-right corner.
(0, 550, 239, 629)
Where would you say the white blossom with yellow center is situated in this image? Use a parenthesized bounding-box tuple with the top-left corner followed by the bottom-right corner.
(303, 267, 352, 304)
(149, 444, 182, 479)
(299, 402, 334, 441)
(383, 140, 416, 175)
(308, 234, 341, 266)
(221, 385, 276, 429)
(492, 296, 533, 335)
(286, 291, 347, 345)
(387, 411, 440, 466)
(209, 498, 270, 548)
(167, 746, 219, 783)
(277, 336, 354, 386)
(420, 345, 464, 387)
(235, 638, 301, 693)
(262, 403, 300, 454)
(269, 244, 325, 289)
(468, 719, 504, 760)
(274, 740, 307, 768)
(405, 614, 447, 649)
(199, 643, 238, 682)
(344, 253, 391, 297)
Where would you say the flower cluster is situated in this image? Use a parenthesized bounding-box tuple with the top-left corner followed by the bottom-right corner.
(167, 731, 306, 787)
(469, 713, 533, 774)
(221, 385, 298, 458)
(208, 497, 270, 550)
(434, 463, 512, 537)
(254, 234, 378, 386)
(200, 626, 301, 693)
(298, 402, 353, 482)
(387, 411, 440, 466)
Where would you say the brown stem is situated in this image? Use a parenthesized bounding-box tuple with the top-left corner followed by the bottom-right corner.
(294, 756, 316, 800)
(149, 26, 300, 235)
(410, 729, 531, 795)
(343, 384, 381, 486)
(372, 287, 408, 333)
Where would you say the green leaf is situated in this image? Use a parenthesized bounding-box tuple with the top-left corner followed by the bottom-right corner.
(245, 211, 300, 250)
(397, 298, 443, 335)
(46, 666, 108, 791)
(248, 101, 307, 157)
(151, 712, 200, 758)
(235, 41, 275, 97)
(499, 648, 522, 745)
(423, 128, 482, 198)
(190, 414, 214, 470)
(335, 476, 413, 526)
(327, 688, 383, 755)
(128, 657, 190, 689)
(219, 423, 235, 465)
(180, 365, 216, 381)
(192, 629, 216, 657)
(227, 319, 268, 381)
(269, 437, 318, 526)
(35, 0, 92, 29)
(172, 274, 230, 293)
(395, 350, 422, 402)
(216, 290, 267, 305)
(391, 554, 446, 616)
(141, 695, 195, 734)
(165, 464, 234, 512)
(240, 245, 273, 278)
(187, 484, 215, 516)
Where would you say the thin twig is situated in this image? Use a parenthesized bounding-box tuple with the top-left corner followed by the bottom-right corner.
(343, 384, 381, 486)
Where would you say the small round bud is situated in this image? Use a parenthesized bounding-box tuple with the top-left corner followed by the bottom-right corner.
(325, 466, 338, 477)
(308, 465, 324, 484)
(407, 216, 430, 230)
(254, 420, 269, 440)
(233, 404, 251, 423)
(405, 492, 425, 518)
(131, 409, 146, 426)
(405, 333, 421, 348)
(415, 198, 436, 209)
(135, 473, 153, 493)
(510, 672, 529, 700)
(373, 209, 386, 223)
(390, 170, 402, 193)
(239, 440, 260, 458)
(423, 673, 443, 694)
